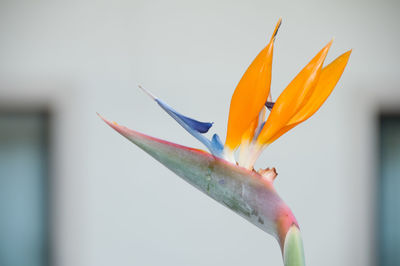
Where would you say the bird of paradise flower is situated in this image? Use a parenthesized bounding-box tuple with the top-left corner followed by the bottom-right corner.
(99, 19, 351, 266)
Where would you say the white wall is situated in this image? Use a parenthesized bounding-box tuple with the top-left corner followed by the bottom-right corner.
(1, 0, 399, 265)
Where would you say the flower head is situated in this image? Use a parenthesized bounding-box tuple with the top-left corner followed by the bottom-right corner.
(100, 20, 350, 266)
(137, 19, 351, 169)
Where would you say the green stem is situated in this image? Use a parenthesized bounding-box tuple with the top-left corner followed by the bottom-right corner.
(283, 225, 306, 266)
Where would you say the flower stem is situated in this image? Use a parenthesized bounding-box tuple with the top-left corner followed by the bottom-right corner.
(283, 225, 306, 266)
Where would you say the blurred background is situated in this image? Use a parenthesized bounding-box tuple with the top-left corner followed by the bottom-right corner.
(0, 0, 399, 265)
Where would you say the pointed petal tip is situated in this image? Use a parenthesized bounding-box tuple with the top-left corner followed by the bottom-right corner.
(97, 112, 106, 122)
(339, 49, 352, 63)
(97, 113, 119, 129)
(271, 18, 282, 41)
(318, 39, 333, 56)
(325, 38, 333, 51)
(138, 85, 157, 100)
(315, 39, 333, 68)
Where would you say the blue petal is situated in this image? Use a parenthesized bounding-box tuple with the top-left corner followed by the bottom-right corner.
(265, 101, 275, 110)
(254, 121, 266, 140)
(156, 99, 222, 156)
(155, 99, 213, 134)
(211, 134, 224, 154)
(166, 107, 213, 133)
(139, 85, 223, 157)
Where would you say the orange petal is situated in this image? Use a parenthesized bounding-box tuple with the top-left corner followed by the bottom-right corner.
(261, 123, 298, 145)
(243, 118, 258, 143)
(288, 50, 352, 125)
(260, 50, 351, 144)
(256, 40, 332, 145)
(225, 19, 281, 150)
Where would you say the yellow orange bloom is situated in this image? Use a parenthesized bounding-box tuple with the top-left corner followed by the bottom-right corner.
(226, 20, 351, 168)
(256, 40, 332, 145)
(263, 50, 352, 145)
(134, 20, 350, 169)
(225, 19, 282, 152)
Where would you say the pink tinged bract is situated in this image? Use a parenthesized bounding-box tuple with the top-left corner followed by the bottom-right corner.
(99, 114, 302, 262)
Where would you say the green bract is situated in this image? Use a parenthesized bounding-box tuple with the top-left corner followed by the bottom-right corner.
(100, 114, 305, 266)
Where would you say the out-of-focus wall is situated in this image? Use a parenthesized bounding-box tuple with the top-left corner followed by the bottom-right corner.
(0, 1, 399, 265)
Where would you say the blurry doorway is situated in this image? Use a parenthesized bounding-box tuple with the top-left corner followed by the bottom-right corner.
(0, 112, 50, 266)
(379, 114, 400, 266)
